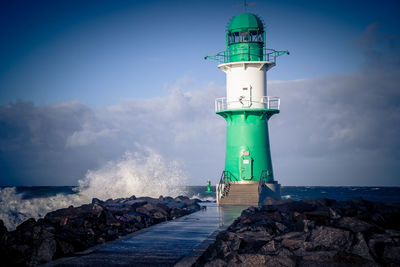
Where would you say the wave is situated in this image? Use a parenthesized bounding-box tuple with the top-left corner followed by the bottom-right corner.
(0, 149, 187, 230)
(189, 193, 216, 202)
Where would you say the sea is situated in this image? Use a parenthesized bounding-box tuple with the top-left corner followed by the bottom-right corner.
(1, 186, 399, 231)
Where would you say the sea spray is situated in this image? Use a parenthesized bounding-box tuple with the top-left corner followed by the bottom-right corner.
(0, 187, 86, 231)
(78, 150, 187, 200)
(0, 149, 187, 230)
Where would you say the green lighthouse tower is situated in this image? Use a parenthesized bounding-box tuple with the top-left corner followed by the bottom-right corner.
(206, 13, 288, 205)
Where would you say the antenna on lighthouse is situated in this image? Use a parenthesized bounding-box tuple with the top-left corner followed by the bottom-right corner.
(234, 0, 256, 12)
(243, 0, 256, 12)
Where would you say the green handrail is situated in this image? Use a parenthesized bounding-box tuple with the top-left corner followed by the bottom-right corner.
(205, 48, 289, 64)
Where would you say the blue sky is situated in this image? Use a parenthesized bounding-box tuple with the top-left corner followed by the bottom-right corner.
(2, 0, 397, 106)
(0, 0, 399, 186)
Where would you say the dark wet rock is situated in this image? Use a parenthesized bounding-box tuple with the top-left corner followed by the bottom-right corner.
(174, 195, 189, 202)
(0, 195, 202, 266)
(91, 198, 104, 204)
(335, 216, 374, 233)
(195, 198, 400, 267)
(310, 226, 352, 251)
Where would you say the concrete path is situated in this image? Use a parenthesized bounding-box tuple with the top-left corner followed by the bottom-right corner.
(45, 203, 247, 267)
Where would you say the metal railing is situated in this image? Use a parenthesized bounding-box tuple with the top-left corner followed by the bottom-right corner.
(258, 170, 272, 194)
(205, 48, 289, 65)
(215, 96, 280, 112)
(216, 171, 238, 202)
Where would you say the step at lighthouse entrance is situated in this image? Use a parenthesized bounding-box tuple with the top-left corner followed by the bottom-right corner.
(205, 12, 289, 206)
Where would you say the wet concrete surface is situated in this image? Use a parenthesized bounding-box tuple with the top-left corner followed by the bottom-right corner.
(44, 203, 248, 267)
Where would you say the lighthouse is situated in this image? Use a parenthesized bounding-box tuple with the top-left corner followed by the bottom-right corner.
(206, 13, 288, 205)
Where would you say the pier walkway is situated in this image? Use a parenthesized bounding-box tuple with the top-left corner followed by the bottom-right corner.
(45, 203, 246, 267)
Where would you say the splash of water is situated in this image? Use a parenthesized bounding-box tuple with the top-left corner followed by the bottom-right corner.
(78, 150, 187, 200)
(0, 187, 86, 231)
(0, 149, 187, 230)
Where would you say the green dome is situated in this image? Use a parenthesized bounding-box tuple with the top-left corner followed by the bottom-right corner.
(227, 13, 264, 32)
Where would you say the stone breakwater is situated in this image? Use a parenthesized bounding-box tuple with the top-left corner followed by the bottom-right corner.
(0, 195, 202, 266)
(195, 198, 400, 267)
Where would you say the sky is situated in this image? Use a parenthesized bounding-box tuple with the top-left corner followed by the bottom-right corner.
(0, 0, 399, 186)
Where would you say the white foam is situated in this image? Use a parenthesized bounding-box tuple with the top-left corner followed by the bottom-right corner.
(189, 193, 216, 202)
(77, 149, 187, 200)
(0, 187, 86, 231)
(0, 149, 187, 230)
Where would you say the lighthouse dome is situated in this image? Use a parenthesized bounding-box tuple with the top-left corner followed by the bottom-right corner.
(228, 13, 264, 32)
(226, 13, 265, 62)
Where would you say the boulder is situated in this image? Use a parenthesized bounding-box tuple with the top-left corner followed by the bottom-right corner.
(310, 226, 352, 251)
(195, 198, 400, 267)
(3, 194, 203, 266)
(335, 216, 374, 233)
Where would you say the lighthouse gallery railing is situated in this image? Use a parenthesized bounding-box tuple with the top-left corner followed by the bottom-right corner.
(215, 96, 280, 112)
(205, 48, 289, 65)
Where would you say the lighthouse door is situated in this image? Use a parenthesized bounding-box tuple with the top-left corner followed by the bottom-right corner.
(239, 84, 252, 107)
(240, 155, 253, 180)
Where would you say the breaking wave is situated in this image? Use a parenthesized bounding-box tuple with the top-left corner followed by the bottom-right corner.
(0, 149, 187, 230)
(189, 193, 216, 202)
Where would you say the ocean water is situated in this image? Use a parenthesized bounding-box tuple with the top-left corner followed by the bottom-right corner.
(1, 185, 399, 231)
(11, 186, 400, 203)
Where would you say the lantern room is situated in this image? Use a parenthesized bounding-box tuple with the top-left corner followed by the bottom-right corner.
(226, 13, 265, 62)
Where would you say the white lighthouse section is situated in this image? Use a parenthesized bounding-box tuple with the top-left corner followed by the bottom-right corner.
(216, 61, 278, 111)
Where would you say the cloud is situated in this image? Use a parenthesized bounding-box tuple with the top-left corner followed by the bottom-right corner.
(0, 61, 399, 186)
(357, 22, 400, 70)
(268, 69, 400, 185)
(0, 82, 226, 186)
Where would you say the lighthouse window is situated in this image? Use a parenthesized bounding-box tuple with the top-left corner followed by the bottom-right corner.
(258, 32, 264, 42)
(240, 31, 249, 42)
(232, 32, 239, 43)
(250, 31, 258, 42)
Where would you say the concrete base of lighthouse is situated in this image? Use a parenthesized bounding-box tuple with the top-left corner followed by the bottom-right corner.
(259, 181, 281, 203)
(217, 181, 281, 206)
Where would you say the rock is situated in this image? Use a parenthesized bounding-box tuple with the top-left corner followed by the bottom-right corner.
(262, 197, 286, 206)
(302, 219, 316, 232)
(2, 194, 203, 266)
(304, 210, 331, 223)
(16, 217, 36, 233)
(328, 207, 341, 219)
(182, 198, 197, 206)
(278, 201, 316, 213)
(351, 232, 374, 261)
(260, 240, 279, 254)
(265, 255, 297, 267)
(368, 233, 394, 259)
(335, 216, 373, 233)
(196, 198, 400, 267)
(56, 239, 75, 255)
(0, 220, 8, 251)
(91, 198, 104, 204)
(332, 251, 373, 266)
(204, 258, 227, 267)
(303, 198, 336, 208)
(236, 254, 270, 266)
(31, 235, 56, 265)
(281, 236, 307, 250)
(298, 251, 337, 265)
(174, 195, 190, 202)
(45, 204, 103, 225)
(382, 245, 400, 265)
(136, 206, 151, 216)
(310, 226, 352, 251)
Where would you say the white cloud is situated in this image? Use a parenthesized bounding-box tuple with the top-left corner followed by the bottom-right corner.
(0, 70, 399, 186)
